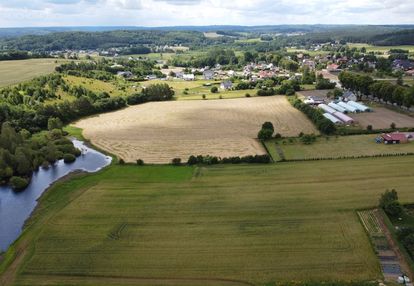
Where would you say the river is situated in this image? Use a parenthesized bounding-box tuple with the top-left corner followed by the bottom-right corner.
(0, 139, 112, 252)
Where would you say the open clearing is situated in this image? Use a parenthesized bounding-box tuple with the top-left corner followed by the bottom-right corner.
(265, 134, 414, 161)
(351, 107, 414, 129)
(75, 97, 317, 163)
(5, 157, 414, 285)
(0, 59, 67, 87)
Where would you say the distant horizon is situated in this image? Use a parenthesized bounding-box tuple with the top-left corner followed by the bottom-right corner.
(1, 24, 414, 29)
(1, 0, 413, 28)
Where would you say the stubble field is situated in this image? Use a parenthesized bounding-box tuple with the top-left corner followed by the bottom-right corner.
(75, 96, 318, 163)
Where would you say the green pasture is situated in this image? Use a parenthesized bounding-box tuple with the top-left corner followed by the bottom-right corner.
(264, 134, 414, 161)
(0, 58, 68, 87)
(5, 157, 414, 285)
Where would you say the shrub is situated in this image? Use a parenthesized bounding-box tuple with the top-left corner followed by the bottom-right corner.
(300, 134, 317, 145)
(380, 189, 403, 217)
(367, 125, 373, 131)
(391, 122, 396, 129)
(171, 158, 182, 166)
(187, 155, 198, 165)
(210, 86, 218, 93)
(10, 176, 29, 191)
(136, 159, 144, 165)
(119, 159, 125, 165)
(258, 128, 273, 141)
(245, 93, 251, 97)
(63, 153, 76, 163)
(202, 94, 206, 99)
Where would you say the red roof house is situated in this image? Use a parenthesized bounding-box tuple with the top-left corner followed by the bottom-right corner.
(381, 133, 408, 144)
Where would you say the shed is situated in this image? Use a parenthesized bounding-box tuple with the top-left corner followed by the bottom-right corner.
(323, 113, 342, 124)
(338, 101, 359, 113)
(328, 102, 348, 113)
(318, 104, 336, 114)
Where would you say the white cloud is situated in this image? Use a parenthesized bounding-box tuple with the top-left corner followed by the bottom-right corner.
(0, 0, 412, 27)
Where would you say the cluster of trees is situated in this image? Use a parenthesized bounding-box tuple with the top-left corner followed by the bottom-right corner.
(315, 74, 336, 90)
(170, 48, 238, 68)
(338, 71, 374, 100)
(380, 189, 403, 217)
(0, 71, 174, 133)
(339, 71, 414, 107)
(56, 58, 158, 80)
(256, 79, 301, 96)
(292, 99, 336, 134)
(186, 154, 271, 165)
(0, 50, 51, 61)
(0, 121, 80, 190)
(257, 122, 275, 141)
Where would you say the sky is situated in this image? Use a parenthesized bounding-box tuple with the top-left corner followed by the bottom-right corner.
(0, 0, 413, 27)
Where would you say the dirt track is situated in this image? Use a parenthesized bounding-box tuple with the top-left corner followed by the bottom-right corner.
(75, 97, 318, 163)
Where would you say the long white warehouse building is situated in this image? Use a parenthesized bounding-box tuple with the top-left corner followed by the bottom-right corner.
(338, 101, 358, 113)
(318, 104, 336, 114)
(328, 102, 348, 113)
(333, 111, 355, 124)
(323, 113, 342, 124)
(347, 101, 371, 112)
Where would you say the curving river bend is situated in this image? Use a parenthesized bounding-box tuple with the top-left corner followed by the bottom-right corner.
(0, 139, 112, 252)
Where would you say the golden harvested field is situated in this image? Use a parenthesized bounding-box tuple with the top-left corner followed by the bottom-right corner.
(0, 58, 67, 87)
(351, 107, 414, 129)
(75, 97, 318, 163)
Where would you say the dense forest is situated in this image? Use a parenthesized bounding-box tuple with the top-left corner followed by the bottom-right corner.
(1, 26, 414, 53)
(0, 30, 231, 52)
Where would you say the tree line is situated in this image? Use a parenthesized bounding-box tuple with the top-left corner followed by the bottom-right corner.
(339, 71, 414, 108)
(0, 121, 81, 190)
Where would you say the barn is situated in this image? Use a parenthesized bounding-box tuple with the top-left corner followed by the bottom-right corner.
(381, 133, 409, 144)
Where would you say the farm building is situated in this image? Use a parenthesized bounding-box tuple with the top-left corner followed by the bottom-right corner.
(323, 113, 342, 124)
(183, 74, 195, 81)
(318, 104, 336, 114)
(304, 96, 324, 105)
(341, 91, 357, 102)
(220, 80, 233, 90)
(333, 112, 354, 124)
(338, 101, 359, 113)
(347, 101, 371, 112)
(203, 70, 214, 80)
(328, 102, 348, 113)
(381, 133, 409, 144)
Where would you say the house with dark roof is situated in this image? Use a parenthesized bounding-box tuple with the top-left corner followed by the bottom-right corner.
(220, 80, 233, 90)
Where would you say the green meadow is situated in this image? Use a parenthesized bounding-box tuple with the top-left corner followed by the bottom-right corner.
(3, 156, 414, 285)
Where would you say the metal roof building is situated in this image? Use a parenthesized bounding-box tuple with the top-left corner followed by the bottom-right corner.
(318, 104, 336, 114)
(338, 101, 359, 113)
(333, 111, 355, 124)
(323, 113, 343, 124)
(328, 102, 348, 113)
(347, 101, 371, 112)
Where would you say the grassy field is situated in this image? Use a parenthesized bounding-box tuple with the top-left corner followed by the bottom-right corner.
(4, 157, 414, 285)
(347, 43, 414, 54)
(146, 79, 256, 100)
(0, 59, 68, 87)
(265, 134, 414, 161)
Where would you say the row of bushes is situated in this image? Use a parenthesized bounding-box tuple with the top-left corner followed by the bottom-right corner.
(186, 154, 271, 165)
(336, 126, 414, 136)
(292, 99, 337, 134)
